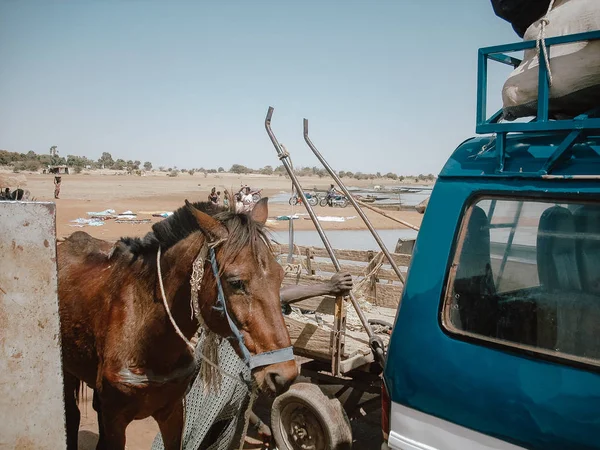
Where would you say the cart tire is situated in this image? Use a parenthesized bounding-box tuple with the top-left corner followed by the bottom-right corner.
(339, 198, 349, 208)
(307, 196, 318, 206)
(271, 383, 352, 450)
(289, 197, 297, 206)
(319, 198, 329, 207)
(252, 193, 261, 202)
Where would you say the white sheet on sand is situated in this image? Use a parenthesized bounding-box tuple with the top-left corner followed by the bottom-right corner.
(317, 215, 357, 222)
(70, 218, 105, 227)
(87, 209, 116, 217)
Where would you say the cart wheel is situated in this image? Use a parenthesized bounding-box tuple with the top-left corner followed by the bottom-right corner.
(271, 383, 352, 450)
(252, 193, 261, 202)
(319, 198, 328, 207)
(308, 196, 318, 206)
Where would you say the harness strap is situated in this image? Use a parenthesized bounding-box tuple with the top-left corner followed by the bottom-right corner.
(208, 247, 295, 370)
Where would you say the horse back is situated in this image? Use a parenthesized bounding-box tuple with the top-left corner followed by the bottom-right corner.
(57, 231, 121, 385)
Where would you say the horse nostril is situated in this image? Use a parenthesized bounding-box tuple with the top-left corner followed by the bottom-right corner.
(267, 371, 293, 395)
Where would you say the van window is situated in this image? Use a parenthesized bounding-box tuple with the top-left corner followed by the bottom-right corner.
(443, 198, 600, 366)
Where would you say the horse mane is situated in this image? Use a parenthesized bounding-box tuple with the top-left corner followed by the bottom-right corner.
(119, 201, 272, 264)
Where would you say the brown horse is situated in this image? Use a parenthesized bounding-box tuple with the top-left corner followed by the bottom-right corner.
(58, 199, 297, 449)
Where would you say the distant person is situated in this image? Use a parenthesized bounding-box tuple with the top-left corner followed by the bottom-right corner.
(241, 186, 254, 211)
(326, 183, 339, 206)
(223, 189, 231, 210)
(208, 187, 218, 205)
(216, 191, 222, 206)
(235, 193, 244, 213)
(2, 188, 9, 200)
(54, 176, 62, 199)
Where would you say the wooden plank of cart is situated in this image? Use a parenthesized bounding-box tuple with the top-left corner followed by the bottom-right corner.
(269, 241, 410, 448)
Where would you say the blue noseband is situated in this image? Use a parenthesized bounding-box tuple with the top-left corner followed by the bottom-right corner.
(208, 247, 295, 370)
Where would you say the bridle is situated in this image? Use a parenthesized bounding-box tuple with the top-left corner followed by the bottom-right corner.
(206, 245, 295, 369)
(160, 237, 294, 371)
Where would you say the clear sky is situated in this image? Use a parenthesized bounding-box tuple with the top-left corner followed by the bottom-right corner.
(0, 1, 518, 175)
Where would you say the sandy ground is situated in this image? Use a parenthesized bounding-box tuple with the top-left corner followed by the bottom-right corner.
(8, 170, 424, 449)
(18, 171, 424, 243)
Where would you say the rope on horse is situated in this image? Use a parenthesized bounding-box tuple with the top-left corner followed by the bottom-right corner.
(237, 387, 258, 450)
(157, 245, 257, 448)
(156, 245, 248, 386)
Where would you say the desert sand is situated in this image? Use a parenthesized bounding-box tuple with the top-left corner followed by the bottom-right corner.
(18, 171, 425, 243)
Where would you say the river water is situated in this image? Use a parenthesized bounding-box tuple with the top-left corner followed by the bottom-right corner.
(269, 228, 418, 252)
(268, 185, 432, 207)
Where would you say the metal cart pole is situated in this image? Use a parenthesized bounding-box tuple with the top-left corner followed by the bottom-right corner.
(265, 107, 385, 369)
(303, 118, 406, 284)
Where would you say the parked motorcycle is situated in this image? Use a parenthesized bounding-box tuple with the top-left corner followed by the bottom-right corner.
(320, 194, 349, 208)
(289, 192, 318, 206)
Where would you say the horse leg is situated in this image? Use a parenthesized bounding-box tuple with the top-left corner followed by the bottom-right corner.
(97, 409, 129, 450)
(153, 400, 185, 450)
(95, 385, 131, 450)
(63, 372, 81, 450)
(92, 390, 106, 450)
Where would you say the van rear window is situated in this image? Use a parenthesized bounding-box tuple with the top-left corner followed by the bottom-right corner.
(443, 198, 600, 366)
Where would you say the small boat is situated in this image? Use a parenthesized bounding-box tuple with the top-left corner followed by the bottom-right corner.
(355, 194, 377, 203)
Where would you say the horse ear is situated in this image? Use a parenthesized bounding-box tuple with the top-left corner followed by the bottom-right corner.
(250, 197, 269, 225)
(185, 200, 228, 240)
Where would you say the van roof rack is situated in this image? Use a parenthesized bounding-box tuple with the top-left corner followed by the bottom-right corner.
(474, 30, 600, 175)
(476, 30, 600, 134)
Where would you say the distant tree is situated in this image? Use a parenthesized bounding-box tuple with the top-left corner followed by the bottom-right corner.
(111, 159, 126, 171)
(74, 166, 83, 174)
(133, 160, 141, 170)
(143, 161, 152, 171)
(98, 152, 114, 168)
(230, 164, 250, 174)
(385, 172, 398, 180)
(188, 169, 195, 176)
(218, 166, 225, 173)
(66, 155, 86, 168)
(259, 165, 273, 175)
(168, 170, 178, 177)
(13, 160, 40, 172)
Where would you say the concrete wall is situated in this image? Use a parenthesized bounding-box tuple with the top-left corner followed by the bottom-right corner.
(0, 202, 66, 449)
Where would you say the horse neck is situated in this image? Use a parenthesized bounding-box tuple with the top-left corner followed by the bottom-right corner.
(152, 233, 206, 358)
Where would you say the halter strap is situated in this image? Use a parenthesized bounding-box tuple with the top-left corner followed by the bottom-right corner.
(208, 247, 295, 370)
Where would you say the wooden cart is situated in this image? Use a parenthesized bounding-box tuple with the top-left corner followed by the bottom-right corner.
(269, 243, 409, 450)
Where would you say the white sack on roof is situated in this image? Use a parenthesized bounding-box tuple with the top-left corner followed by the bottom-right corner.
(502, 0, 600, 120)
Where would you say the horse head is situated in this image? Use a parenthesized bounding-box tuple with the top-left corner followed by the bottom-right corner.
(186, 198, 297, 395)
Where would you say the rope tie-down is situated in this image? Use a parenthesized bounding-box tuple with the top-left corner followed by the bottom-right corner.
(536, 0, 556, 86)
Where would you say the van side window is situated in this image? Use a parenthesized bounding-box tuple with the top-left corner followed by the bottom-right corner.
(443, 199, 600, 365)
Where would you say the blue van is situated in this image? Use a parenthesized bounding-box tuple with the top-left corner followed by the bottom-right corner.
(382, 31, 600, 450)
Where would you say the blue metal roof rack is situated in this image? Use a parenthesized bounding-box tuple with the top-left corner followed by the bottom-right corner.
(475, 30, 600, 175)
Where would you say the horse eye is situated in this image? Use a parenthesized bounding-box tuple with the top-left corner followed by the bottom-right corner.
(228, 279, 245, 292)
